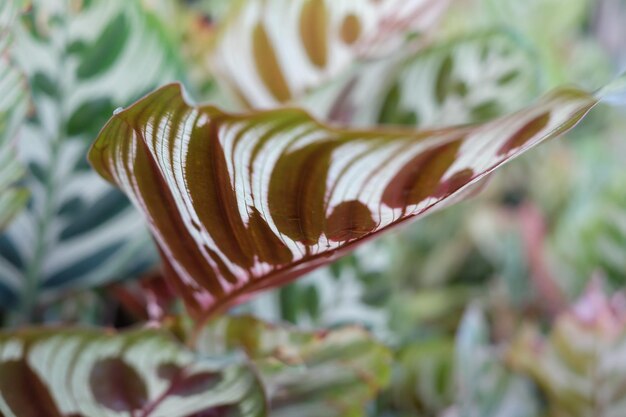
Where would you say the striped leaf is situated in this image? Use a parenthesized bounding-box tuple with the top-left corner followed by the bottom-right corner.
(508, 279, 626, 416)
(0, 326, 266, 417)
(453, 306, 538, 417)
(208, 0, 450, 108)
(187, 315, 391, 417)
(0, 0, 29, 231)
(0, 0, 181, 311)
(301, 30, 540, 128)
(89, 79, 603, 321)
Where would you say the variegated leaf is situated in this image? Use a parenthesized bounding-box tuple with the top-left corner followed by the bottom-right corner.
(452, 305, 538, 417)
(0, 0, 29, 231)
(186, 315, 391, 417)
(0, 327, 266, 417)
(0, 0, 181, 312)
(301, 30, 540, 128)
(208, 0, 450, 108)
(89, 79, 602, 320)
(508, 278, 626, 417)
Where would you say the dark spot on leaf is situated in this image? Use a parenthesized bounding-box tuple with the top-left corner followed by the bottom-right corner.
(382, 139, 463, 209)
(32, 72, 58, 97)
(157, 363, 221, 397)
(76, 14, 130, 80)
(471, 101, 500, 122)
(433, 168, 474, 199)
(435, 55, 454, 104)
(66, 97, 116, 137)
(498, 70, 520, 85)
(378, 83, 419, 127)
(0, 234, 24, 270)
(325, 200, 377, 242)
(57, 197, 84, 218)
(0, 359, 64, 417)
(497, 112, 551, 156)
(59, 189, 129, 240)
(89, 358, 148, 412)
(28, 161, 47, 184)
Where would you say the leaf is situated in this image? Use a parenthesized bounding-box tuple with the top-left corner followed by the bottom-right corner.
(301, 30, 541, 128)
(508, 278, 626, 417)
(0, 326, 266, 417)
(208, 0, 451, 108)
(0, 0, 182, 312)
(0, 0, 29, 230)
(552, 170, 626, 288)
(453, 305, 538, 417)
(89, 79, 600, 321)
(185, 315, 391, 417)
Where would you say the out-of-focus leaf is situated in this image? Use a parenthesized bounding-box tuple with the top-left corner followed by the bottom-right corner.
(390, 339, 455, 414)
(302, 30, 540, 128)
(484, 0, 593, 87)
(452, 305, 538, 417)
(89, 77, 601, 321)
(508, 278, 626, 417)
(0, 326, 266, 417)
(0, 0, 29, 231)
(208, 0, 451, 108)
(0, 0, 181, 312)
(552, 173, 626, 289)
(184, 315, 391, 417)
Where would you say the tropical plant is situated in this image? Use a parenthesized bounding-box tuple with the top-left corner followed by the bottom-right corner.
(0, 0, 625, 416)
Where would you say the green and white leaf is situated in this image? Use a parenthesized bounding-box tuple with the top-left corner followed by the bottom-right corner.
(508, 281, 626, 417)
(208, 0, 450, 108)
(0, 0, 29, 231)
(0, 326, 266, 416)
(0, 0, 181, 310)
(300, 30, 540, 128)
(190, 315, 392, 417)
(450, 305, 539, 417)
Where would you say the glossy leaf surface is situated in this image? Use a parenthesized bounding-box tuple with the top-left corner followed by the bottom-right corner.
(188, 315, 391, 417)
(90, 80, 600, 320)
(0, 326, 266, 417)
(208, 0, 450, 108)
(0, 0, 181, 309)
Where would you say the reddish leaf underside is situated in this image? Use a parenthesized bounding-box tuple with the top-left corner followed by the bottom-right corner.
(89, 84, 598, 321)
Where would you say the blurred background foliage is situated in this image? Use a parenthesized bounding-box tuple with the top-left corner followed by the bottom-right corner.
(1, 0, 626, 415)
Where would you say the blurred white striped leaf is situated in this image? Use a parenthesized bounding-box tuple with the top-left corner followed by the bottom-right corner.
(301, 30, 540, 128)
(208, 0, 451, 108)
(0, 0, 181, 311)
(0, 0, 29, 231)
(0, 326, 266, 416)
(453, 306, 538, 417)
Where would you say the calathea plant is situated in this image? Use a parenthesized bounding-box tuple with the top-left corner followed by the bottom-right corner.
(0, 0, 625, 415)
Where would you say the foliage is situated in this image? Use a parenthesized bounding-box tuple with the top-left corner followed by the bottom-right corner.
(0, 0, 625, 415)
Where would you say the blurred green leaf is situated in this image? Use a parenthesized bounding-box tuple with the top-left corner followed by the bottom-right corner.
(187, 315, 391, 417)
(0, 0, 183, 315)
(453, 305, 539, 417)
(302, 30, 541, 128)
(0, 0, 29, 232)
